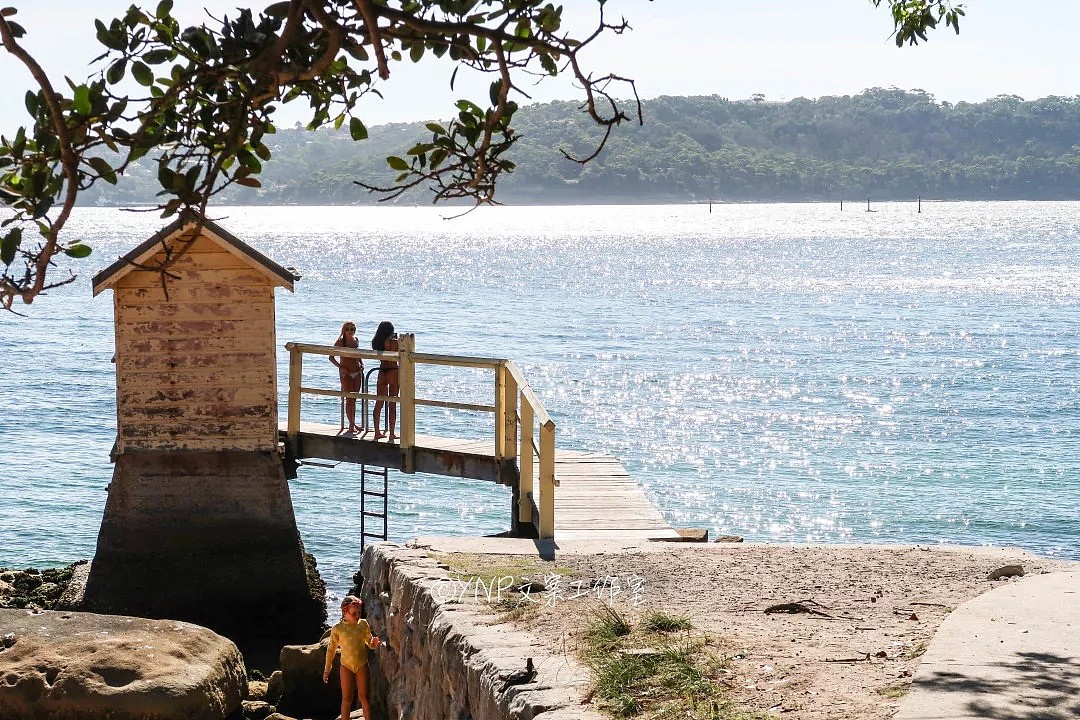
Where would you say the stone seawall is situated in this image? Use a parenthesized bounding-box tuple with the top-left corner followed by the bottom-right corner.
(359, 545, 605, 720)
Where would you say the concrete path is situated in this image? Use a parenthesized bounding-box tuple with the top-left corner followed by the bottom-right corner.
(895, 570, 1080, 720)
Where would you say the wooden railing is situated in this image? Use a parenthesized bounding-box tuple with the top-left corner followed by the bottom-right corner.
(283, 333, 557, 539)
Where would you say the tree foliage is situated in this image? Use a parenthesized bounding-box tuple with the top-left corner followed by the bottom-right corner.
(0, 0, 962, 310)
(871, 0, 963, 46)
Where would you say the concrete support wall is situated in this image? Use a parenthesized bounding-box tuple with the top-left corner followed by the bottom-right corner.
(359, 545, 604, 720)
(82, 451, 325, 653)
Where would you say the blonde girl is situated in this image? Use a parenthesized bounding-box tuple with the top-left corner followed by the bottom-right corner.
(330, 321, 363, 434)
(323, 595, 382, 720)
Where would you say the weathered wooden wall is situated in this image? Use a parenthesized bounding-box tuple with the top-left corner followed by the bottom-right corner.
(112, 232, 280, 452)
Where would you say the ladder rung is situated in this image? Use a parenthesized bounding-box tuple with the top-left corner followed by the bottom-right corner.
(360, 462, 389, 552)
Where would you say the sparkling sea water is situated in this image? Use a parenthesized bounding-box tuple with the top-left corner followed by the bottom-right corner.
(1, 201, 1077, 595)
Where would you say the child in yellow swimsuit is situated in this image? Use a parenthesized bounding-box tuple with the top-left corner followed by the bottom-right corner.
(323, 595, 382, 720)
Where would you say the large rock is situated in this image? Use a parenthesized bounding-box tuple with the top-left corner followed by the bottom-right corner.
(275, 640, 339, 718)
(0, 607, 245, 720)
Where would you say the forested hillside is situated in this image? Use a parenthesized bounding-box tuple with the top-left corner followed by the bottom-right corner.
(83, 88, 1080, 206)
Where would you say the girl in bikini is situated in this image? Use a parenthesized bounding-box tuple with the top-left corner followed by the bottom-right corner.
(371, 320, 399, 441)
(330, 321, 363, 434)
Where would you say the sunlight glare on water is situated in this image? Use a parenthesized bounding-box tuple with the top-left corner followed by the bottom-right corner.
(1, 201, 1077, 592)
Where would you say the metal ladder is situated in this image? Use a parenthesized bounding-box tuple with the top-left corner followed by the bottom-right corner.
(360, 463, 388, 552)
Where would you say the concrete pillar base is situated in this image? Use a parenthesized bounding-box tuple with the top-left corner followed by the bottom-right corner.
(82, 451, 326, 663)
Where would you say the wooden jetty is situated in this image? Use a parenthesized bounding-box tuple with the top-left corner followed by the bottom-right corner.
(282, 338, 679, 542)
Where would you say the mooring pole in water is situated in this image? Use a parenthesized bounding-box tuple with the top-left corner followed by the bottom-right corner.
(709, 198, 712, 213)
(918, 196, 922, 213)
(866, 196, 871, 212)
(840, 197, 843, 211)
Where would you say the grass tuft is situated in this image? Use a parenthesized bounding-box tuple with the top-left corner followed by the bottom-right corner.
(643, 610, 693, 633)
(579, 605, 767, 719)
(586, 603, 633, 644)
(876, 684, 909, 699)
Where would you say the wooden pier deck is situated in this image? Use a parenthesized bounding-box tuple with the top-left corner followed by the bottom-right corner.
(283, 337, 679, 542)
(545, 449, 679, 541)
(280, 422, 680, 542)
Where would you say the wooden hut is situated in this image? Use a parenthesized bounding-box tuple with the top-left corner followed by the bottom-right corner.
(91, 214, 295, 454)
(83, 214, 323, 648)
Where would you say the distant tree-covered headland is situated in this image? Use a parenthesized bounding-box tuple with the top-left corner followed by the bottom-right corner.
(83, 88, 1080, 207)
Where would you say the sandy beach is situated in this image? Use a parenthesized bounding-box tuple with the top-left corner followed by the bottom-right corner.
(429, 542, 1077, 719)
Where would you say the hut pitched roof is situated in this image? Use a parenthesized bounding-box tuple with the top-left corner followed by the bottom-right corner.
(91, 214, 298, 296)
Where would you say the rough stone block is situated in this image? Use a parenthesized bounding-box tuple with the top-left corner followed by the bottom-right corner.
(0, 608, 244, 720)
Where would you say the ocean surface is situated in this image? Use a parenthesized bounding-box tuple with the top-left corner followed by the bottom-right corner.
(1, 201, 1077, 596)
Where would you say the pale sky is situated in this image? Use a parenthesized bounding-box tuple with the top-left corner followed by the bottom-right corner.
(1, 0, 1079, 133)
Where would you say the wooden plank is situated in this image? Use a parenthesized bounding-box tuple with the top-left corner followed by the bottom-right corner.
(116, 268, 274, 288)
(119, 386, 272, 406)
(420, 439, 493, 453)
(555, 516, 671, 525)
(123, 423, 276, 444)
(115, 334, 272, 355)
(116, 300, 274, 322)
(116, 296, 272, 315)
(556, 501, 666, 511)
(116, 351, 270, 372)
(116, 318, 276, 338)
(554, 530, 682, 541)
(554, 471, 633, 479)
(120, 404, 275, 422)
(557, 502, 661, 509)
(167, 234, 217, 253)
(120, 416, 276, 433)
(119, 367, 274, 390)
(117, 283, 272, 304)
(146, 249, 254, 271)
(123, 436, 279, 452)
(559, 505, 660, 512)
(554, 517, 669, 525)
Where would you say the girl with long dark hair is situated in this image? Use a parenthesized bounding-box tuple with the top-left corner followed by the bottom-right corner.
(371, 321, 399, 440)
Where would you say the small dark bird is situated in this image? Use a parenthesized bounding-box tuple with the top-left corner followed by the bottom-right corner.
(500, 657, 537, 691)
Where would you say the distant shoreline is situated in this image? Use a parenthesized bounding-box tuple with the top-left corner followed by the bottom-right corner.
(76, 196, 1080, 210)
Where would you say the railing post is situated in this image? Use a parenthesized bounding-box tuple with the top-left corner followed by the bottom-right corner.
(286, 343, 302, 455)
(518, 397, 534, 526)
(501, 365, 518, 463)
(494, 364, 506, 461)
(538, 419, 556, 540)
(398, 332, 416, 473)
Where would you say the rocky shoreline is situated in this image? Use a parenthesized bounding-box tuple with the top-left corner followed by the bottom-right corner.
(0, 562, 84, 611)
